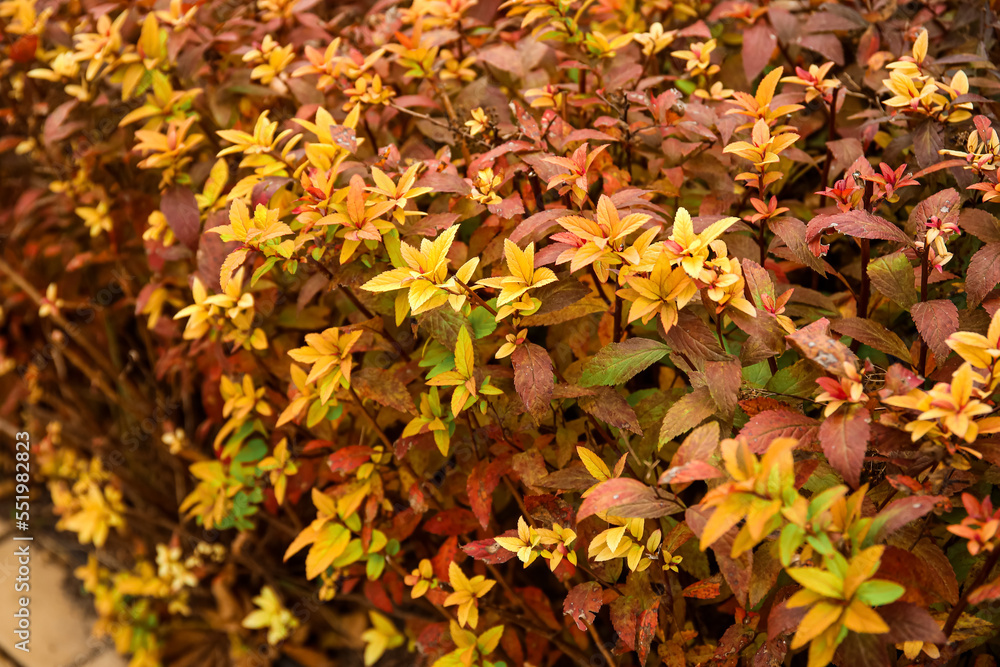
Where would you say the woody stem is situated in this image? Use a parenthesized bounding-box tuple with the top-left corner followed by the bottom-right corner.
(349, 385, 392, 449)
(943, 546, 1000, 638)
(614, 291, 624, 342)
(918, 245, 930, 375)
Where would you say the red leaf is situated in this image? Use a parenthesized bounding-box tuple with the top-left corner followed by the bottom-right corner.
(563, 581, 604, 631)
(636, 601, 660, 664)
(682, 578, 723, 599)
(739, 410, 819, 454)
(969, 577, 1000, 605)
(423, 508, 480, 536)
(468, 457, 509, 529)
(610, 595, 641, 650)
(658, 460, 723, 485)
(876, 545, 957, 606)
(517, 586, 561, 629)
(742, 22, 776, 81)
(770, 216, 829, 276)
(577, 477, 681, 520)
(512, 343, 555, 424)
(364, 579, 394, 613)
(431, 536, 461, 581)
(665, 422, 721, 490)
(909, 188, 960, 237)
(786, 318, 858, 376)
(9, 34, 38, 63)
(488, 192, 526, 219)
(462, 535, 518, 564)
(161, 186, 202, 250)
(966, 243, 1000, 307)
(960, 208, 1000, 243)
(871, 495, 944, 541)
(818, 407, 870, 488)
(911, 299, 959, 361)
(806, 210, 913, 247)
(328, 445, 373, 474)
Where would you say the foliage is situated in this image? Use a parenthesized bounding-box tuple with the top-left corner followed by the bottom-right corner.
(7, 0, 1000, 666)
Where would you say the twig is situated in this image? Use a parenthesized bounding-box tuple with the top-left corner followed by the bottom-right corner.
(453, 277, 498, 316)
(589, 265, 612, 306)
(918, 245, 930, 375)
(942, 546, 1000, 638)
(349, 385, 393, 449)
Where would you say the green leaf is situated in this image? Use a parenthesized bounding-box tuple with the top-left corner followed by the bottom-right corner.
(469, 306, 498, 339)
(579, 338, 670, 387)
(765, 359, 822, 398)
(251, 256, 279, 286)
(235, 438, 267, 463)
(855, 580, 905, 606)
(867, 251, 917, 310)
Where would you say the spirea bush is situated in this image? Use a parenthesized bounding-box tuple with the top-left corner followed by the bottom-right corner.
(5, 0, 1000, 665)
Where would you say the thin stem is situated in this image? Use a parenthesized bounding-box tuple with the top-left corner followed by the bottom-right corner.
(918, 246, 930, 375)
(589, 265, 612, 306)
(349, 385, 392, 449)
(587, 623, 617, 667)
(339, 285, 376, 320)
(715, 312, 725, 349)
(613, 291, 624, 343)
(453, 277, 498, 316)
(820, 87, 841, 189)
(943, 546, 1000, 638)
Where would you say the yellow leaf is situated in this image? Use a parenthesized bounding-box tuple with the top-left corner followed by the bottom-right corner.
(577, 446, 611, 481)
(791, 601, 842, 649)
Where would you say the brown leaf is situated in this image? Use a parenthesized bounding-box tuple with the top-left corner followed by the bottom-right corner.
(705, 357, 742, 418)
(876, 546, 957, 606)
(806, 210, 914, 247)
(512, 343, 554, 424)
(871, 495, 944, 542)
(577, 477, 681, 520)
(353, 367, 417, 414)
(911, 299, 959, 361)
(867, 251, 918, 310)
(423, 508, 480, 536)
(740, 410, 819, 454)
(667, 421, 721, 490)
(879, 602, 947, 644)
(682, 577, 723, 599)
(960, 208, 1000, 244)
(161, 186, 201, 249)
(610, 595, 642, 651)
(818, 407, 871, 488)
(909, 188, 960, 239)
(579, 387, 642, 434)
(769, 216, 829, 276)
(969, 577, 1000, 605)
(659, 387, 716, 445)
(830, 317, 912, 362)
(658, 460, 723, 485)
(742, 21, 777, 81)
(786, 317, 858, 375)
(966, 243, 1000, 307)
(661, 310, 728, 365)
(467, 458, 509, 529)
(563, 581, 604, 631)
(636, 601, 660, 664)
(462, 535, 518, 564)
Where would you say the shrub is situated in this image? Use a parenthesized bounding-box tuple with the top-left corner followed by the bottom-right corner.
(3, 0, 1000, 666)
